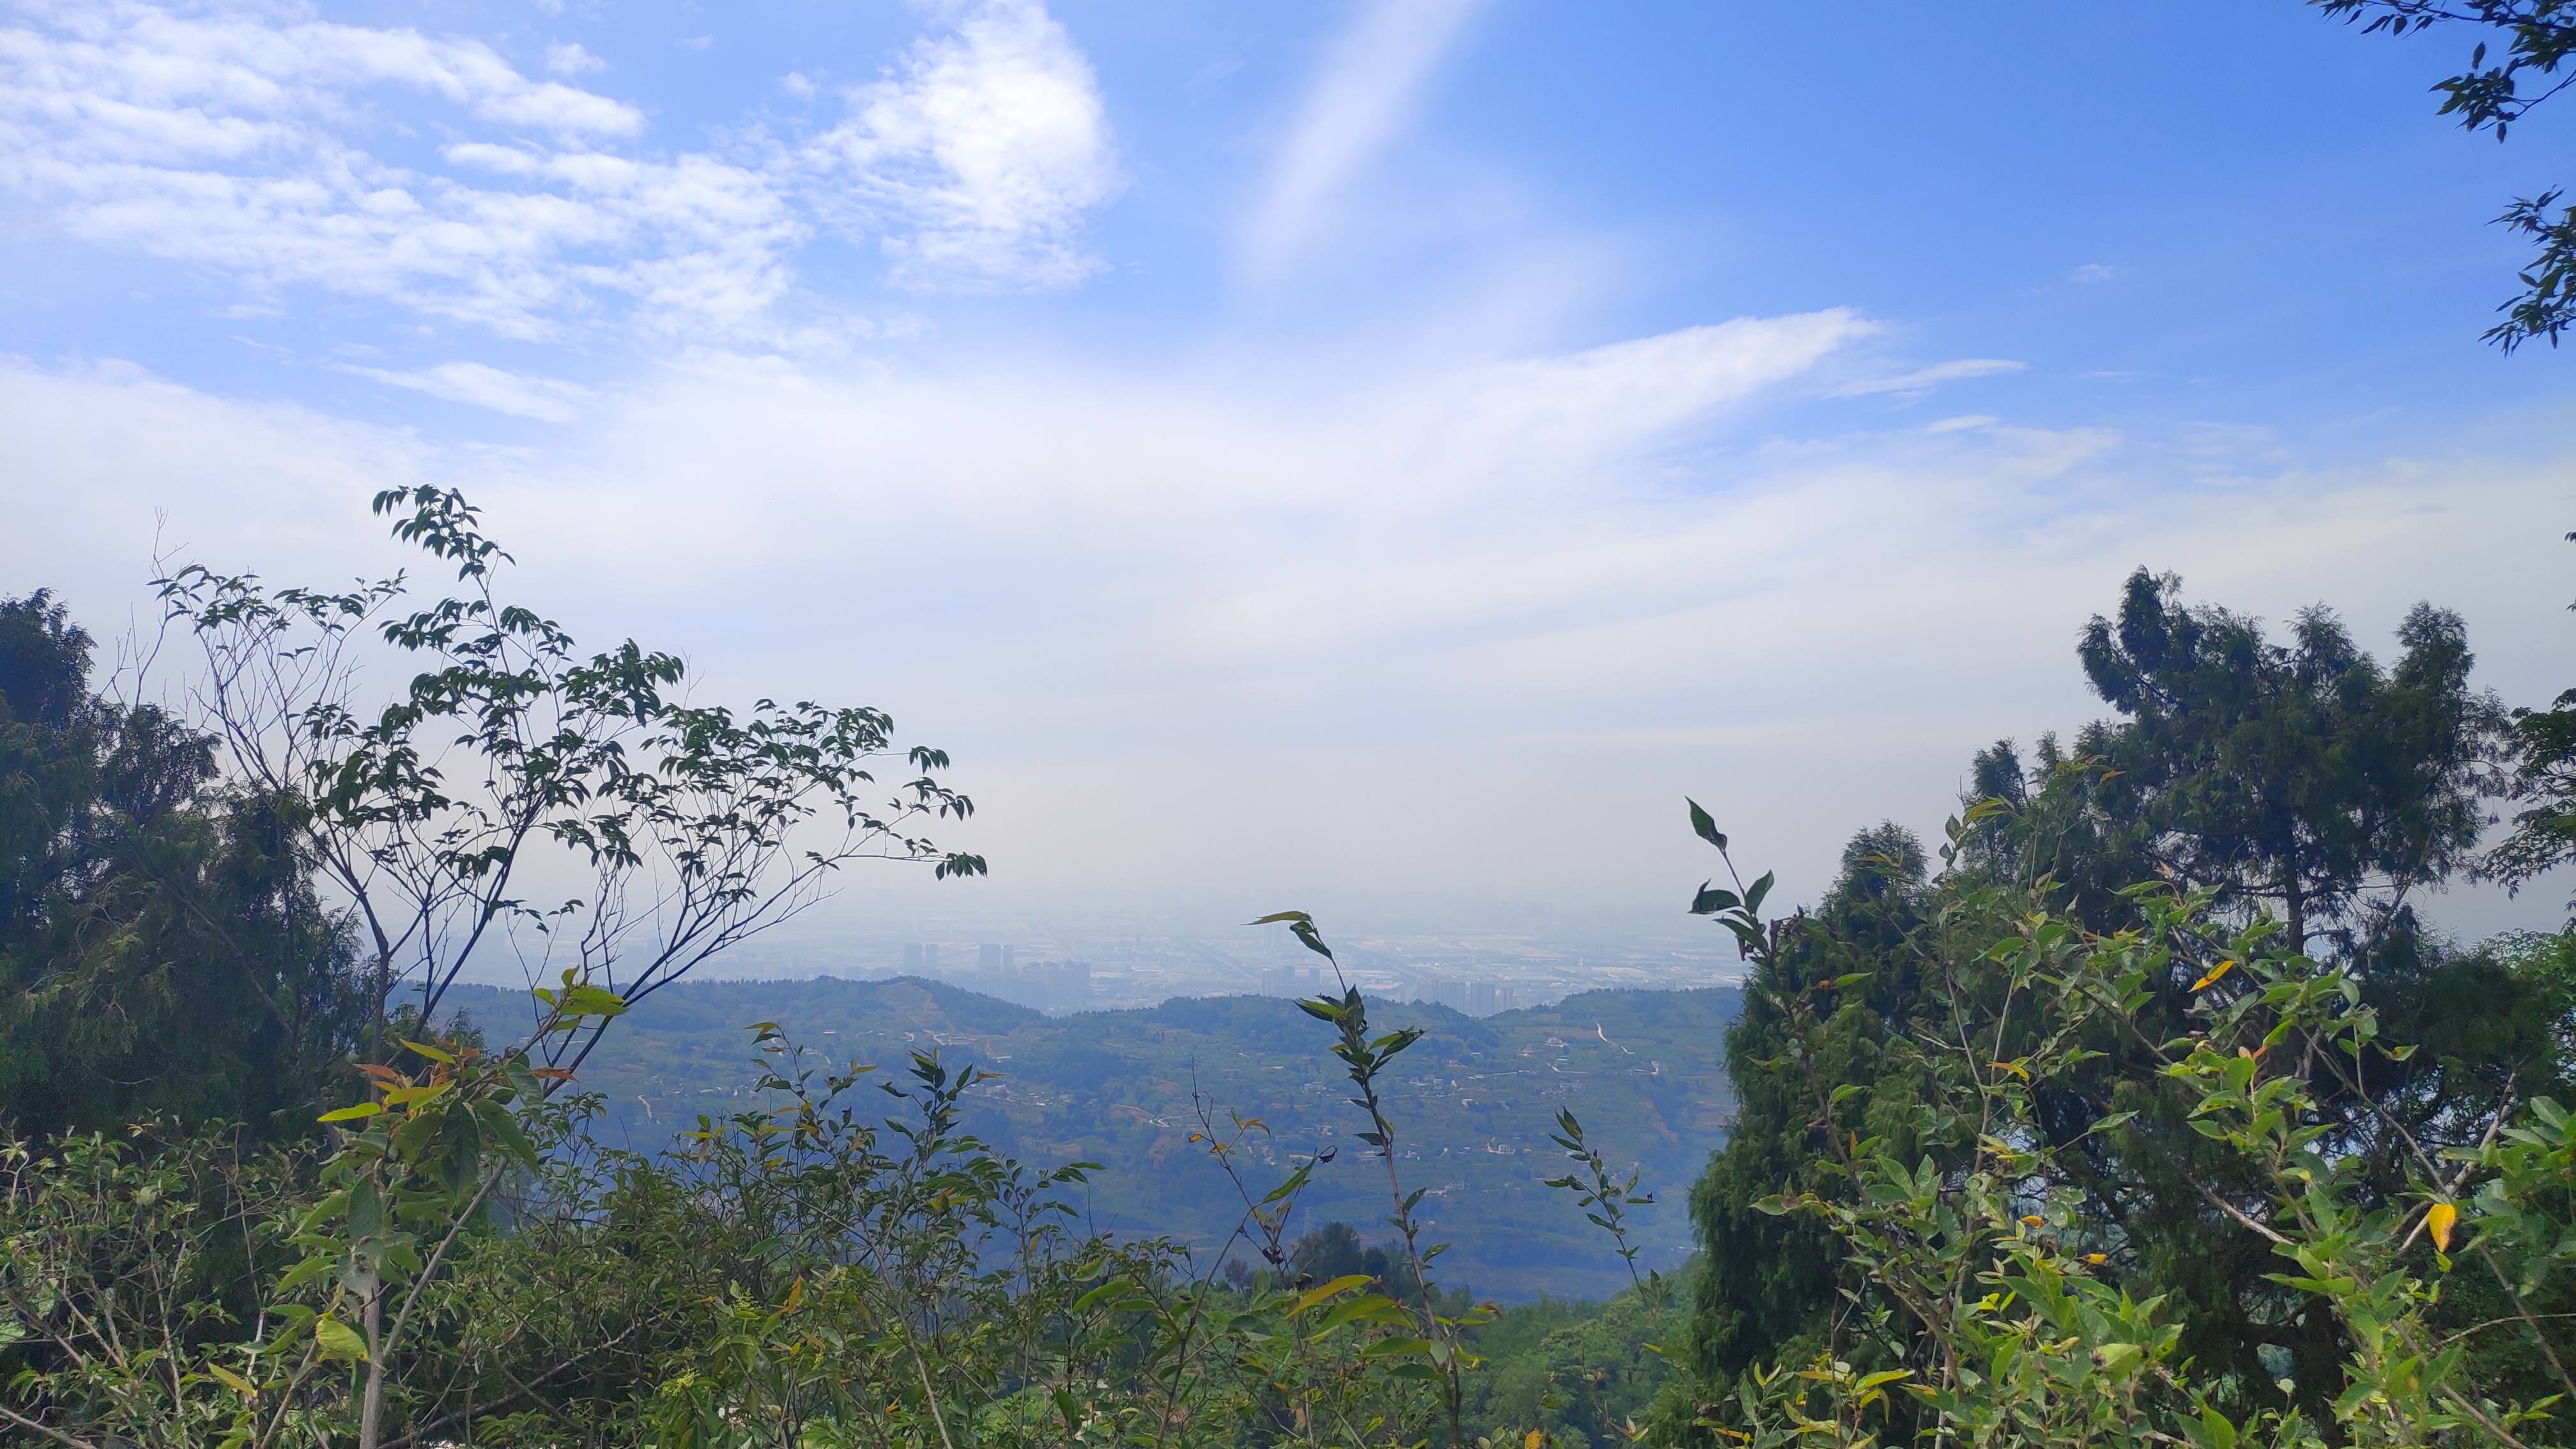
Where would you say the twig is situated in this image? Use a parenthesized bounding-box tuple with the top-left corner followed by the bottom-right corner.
(2193, 1179, 2290, 1246)
(0, 1404, 104, 1449)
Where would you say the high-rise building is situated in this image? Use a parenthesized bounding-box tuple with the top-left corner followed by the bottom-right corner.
(1259, 964, 1328, 997)
(1415, 977, 1515, 1016)
(903, 943, 923, 974)
(922, 943, 939, 974)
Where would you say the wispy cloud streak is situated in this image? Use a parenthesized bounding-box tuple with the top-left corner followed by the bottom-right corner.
(335, 360, 592, 422)
(1243, 0, 1491, 277)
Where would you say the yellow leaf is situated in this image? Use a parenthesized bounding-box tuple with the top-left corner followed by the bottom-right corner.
(2085, 1253, 2107, 1266)
(2191, 960, 2236, 992)
(1528, 1431, 1547, 1449)
(2427, 1201, 2458, 1253)
(1990, 1060, 2030, 1080)
(2021, 1216, 2044, 1228)
(314, 1315, 369, 1363)
(1287, 1273, 1373, 1316)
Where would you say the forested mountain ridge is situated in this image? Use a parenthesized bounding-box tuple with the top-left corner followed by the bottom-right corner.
(446, 976, 1741, 1301)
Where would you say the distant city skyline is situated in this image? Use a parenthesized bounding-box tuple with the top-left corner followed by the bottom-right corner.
(572, 892, 1730, 1018)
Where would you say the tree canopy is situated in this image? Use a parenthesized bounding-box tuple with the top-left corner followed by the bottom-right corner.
(0, 590, 362, 1137)
(1681, 567, 2570, 1439)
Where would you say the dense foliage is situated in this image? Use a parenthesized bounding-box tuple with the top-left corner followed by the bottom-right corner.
(1676, 568, 2576, 1446)
(0, 592, 363, 1137)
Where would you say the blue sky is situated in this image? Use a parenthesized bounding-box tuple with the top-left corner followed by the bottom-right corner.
(3, 0, 2571, 933)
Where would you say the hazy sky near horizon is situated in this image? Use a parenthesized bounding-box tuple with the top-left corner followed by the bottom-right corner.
(2, 0, 2571, 936)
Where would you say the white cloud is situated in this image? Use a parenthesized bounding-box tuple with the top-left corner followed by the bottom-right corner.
(1834, 358, 2026, 397)
(544, 42, 604, 77)
(1457, 312, 1875, 453)
(0, 0, 1125, 335)
(2071, 262, 2130, 283)
(5, 344, 2570, 935)
(1, 1, 644, 146)
(336, 360, 592, 421)
(808, 0, 1122, 291)
(0, 0, 805, 341)
(1245, 0, 1492, 275)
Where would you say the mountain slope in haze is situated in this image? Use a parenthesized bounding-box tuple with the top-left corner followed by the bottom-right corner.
(445, 977, 1740, 1300)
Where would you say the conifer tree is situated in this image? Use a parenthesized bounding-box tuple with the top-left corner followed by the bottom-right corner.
(0, 592, 364, 1136)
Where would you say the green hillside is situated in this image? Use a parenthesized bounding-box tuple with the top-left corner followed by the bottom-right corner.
(448, 977, 1738, 1300)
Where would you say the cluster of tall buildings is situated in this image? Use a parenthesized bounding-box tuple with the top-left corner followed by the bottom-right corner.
(1252, 963, 1515, 1016)
(1257, 964, 1326, 997)
(898, 940, 1524, 1020)
(1409, 979, 1516, 1016)
(902, 942, 1091, 1011)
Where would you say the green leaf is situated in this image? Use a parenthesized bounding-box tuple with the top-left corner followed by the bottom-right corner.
(275, 1255, 335, 1296)
(1320, 1294, 1409, 1332)
(473, 1099, 540, 1171)
(318, 1103, 384, 1123)
(1245, 910, 1313, 926)
(1260, 1163, 1315, 1205)
(1856, 1369, 1911, 1392)
(1689, 883, 1740, 916)
(1686, 798, 1728, 851)
(1073, 1277, 1138, 1314)
(2197, 1405, 2240, 1449)
(348, 1181, 385, 1244)
(1287, 919, 1336, 963)
(558, 984, 629, 1020)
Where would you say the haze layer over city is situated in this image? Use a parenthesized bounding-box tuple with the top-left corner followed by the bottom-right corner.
(671, 892, 1738, 1015)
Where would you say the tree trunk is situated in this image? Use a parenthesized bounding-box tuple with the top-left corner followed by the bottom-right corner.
(360, 1285, 386, 1449)
(2283, 871, 2307, 958)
